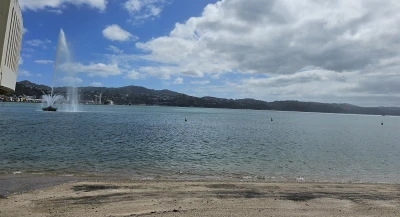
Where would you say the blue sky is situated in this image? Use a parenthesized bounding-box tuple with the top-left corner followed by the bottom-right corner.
(19, 0, 220, 94)
(17, 0, 400, 106)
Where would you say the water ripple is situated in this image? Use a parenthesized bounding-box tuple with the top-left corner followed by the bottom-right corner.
(0, 104, 399, 183)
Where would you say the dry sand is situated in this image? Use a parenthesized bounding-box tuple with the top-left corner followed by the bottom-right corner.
(1, 177, 400, 217)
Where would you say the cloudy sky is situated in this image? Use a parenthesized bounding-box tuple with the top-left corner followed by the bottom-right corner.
(18, 0, 400, 106)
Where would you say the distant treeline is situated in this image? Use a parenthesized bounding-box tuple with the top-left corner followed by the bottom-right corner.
(9, 80, 400, 116)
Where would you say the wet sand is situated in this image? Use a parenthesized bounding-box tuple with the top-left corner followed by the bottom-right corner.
(0, 174, 98, 197)
(1, 176, 400, 217)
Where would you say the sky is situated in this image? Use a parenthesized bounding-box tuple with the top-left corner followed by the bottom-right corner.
(17, 0, 400, 106)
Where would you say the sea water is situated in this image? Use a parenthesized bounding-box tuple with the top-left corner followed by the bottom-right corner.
(0, 103, 399, 183)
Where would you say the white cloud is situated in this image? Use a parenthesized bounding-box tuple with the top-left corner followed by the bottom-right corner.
(102, 25, 137, 42)
(26, 39, 52, 49)
(124, 70, 144, 80)
(124, 0, 167, 23)
(90, 82, 103, 87)
(21, 54, 32, 58)
(23, 28, 28, 35)
(35, 60, 54, 64)
(124, 0, 141, 12)
(18, 69, 32, 77)
(236, 68, 356, 97)
(19, 57, 23, 65)
(58, 76, 83, 86)
(59, 62, 122, 77)
(107, 45, 124, 54)
(191, 80, 210, 85)
(127, 0, 400, 105)
(173, 77, 183, 84)
(48, 9, 63, 14)
(22, 48, 35, 53)
(190, 66, 400, 106)
(17, 70, 46, 78)
(19, 0, 108, 11)
(138, 66, 173, 79)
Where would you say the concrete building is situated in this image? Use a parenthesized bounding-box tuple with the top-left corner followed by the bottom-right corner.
(0, 0, 23, 94)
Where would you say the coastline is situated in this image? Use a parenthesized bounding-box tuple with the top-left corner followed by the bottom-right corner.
(1, 101, 399, 117)
(1, 174, 400, 217)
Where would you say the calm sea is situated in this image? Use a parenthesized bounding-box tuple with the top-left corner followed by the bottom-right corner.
(0, 103, 399, 183)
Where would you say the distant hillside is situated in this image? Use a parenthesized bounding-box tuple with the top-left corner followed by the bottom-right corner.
(12, 80, 51, 97)
(7, 80, 400, 116)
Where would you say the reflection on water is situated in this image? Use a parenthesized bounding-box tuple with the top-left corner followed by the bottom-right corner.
(1, 103, 399, 183)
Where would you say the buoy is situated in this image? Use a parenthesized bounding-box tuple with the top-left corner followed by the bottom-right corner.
(271, 118, 273, 122)
(381, 122, 383, 125)
(185, 118, 187, 122)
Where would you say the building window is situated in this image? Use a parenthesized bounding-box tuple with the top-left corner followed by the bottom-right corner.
(3, 3, 22, 73)
(12, 11, 17, 71)
(15, 15, 21, 72)
(11, 11, 15, 70)
(5, 9, 15, 68)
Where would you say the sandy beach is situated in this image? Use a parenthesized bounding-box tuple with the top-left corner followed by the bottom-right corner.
(1, 175, 400, 217)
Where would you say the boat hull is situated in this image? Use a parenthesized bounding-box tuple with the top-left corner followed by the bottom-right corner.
(42, 106, 57, 111)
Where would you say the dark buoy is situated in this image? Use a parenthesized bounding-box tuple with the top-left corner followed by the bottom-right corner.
(185, 118, 187, 122)
(381, 121, 383, 125)
(271, 118, 273, 122)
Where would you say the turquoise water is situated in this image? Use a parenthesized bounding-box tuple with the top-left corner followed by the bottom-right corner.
(1, 103, 399, 183)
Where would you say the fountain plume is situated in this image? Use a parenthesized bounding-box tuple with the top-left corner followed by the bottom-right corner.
(43, 29, 79, 112)
(42, 94, 64, 107)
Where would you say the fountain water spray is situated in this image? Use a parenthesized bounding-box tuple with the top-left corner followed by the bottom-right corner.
(42, 94, 64, 108)
(42, 29, 79, 112)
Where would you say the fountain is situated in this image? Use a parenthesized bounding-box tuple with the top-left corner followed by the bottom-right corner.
(42, 29, 79, 112)
(42, 94, 63, 111)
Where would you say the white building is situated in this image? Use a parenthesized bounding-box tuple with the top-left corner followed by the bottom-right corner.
(0, 0, 23, 93)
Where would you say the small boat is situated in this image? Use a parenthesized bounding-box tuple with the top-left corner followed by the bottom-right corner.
(42, 106, 57, 111)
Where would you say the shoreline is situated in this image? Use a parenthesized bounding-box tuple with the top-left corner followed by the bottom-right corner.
(2, 101, 399, 117)
(2, 173, 400, 197)
(1, 175, 400, 216)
